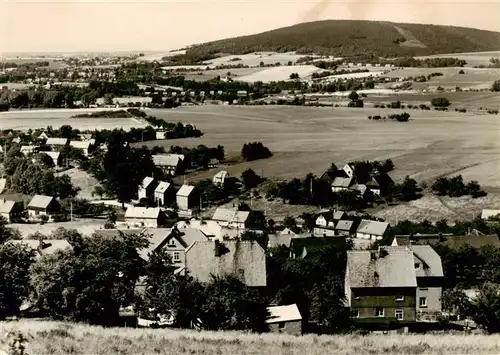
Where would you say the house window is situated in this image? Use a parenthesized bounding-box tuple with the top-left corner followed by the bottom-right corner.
(376, 307, 384, 317)
(419, 287, 428, 291)
(395, 309, 404, 321)
(168, 239, 176, 247)
(419, 297, 427, 308)
(173, 252, 180, 263)
(414, 262, 420, 269)
(278, 322, 286, 329)
(395, 295, 404, 301)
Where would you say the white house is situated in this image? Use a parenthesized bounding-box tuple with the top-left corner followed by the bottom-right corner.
(331, 177, 354, 192)
(40, 151, 62, 167)
(212, 170, 229, 187)
(176, 185, 198, 211)
(20, 145, 39, 156)
(45, 137, 69, 149)
(152, 154, 185, 176)
(211, 207, 250, 230)
(481, 209, 500, 220)
(154, 181, 172, 206)
(27, 195, 61, 221)
(123, 206, 166, 228)
(356, 219, 390, 240)
(138, 177, 158, 201)
(69, 140, 93, 157)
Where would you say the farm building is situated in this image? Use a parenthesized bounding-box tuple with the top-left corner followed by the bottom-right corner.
(138, 177, 158, 201)
(155, 131, 167, 140)
(0, 198, 24, 223)
(45, 137, 69, 149)
(185, 240, 266, 287)
(315, 209, 346, 227)
(152, 154, 185, 176)
(176, 185, 198, 212)
(335, 220, 358, 237)
(27, 195, 61, 221)
(342, 163, 355, 178)
(38, 151, 62, 167)
(139, 227, 208, 270)
(69, 140, 93, 157)
(211, 207, 249, 230)
(123, 206, 166, 228)
(20, 145, 39, 156)
(9, 239, 72, 259)
(345, 247, 417, 327)
(356, 220, 390, 241)
(331, 177, 354, 192)
(212, 170, 229, 187)
(177, 219, 223, 240)
(153, 181, 174, 206)
(266, 304, 303, 335)
(481, 209, 500, 220)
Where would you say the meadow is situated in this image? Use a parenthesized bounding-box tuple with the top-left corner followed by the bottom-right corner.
(0, 109, 147, 131)
(139, 106, 500, 189)
(0, 320, 498, 355)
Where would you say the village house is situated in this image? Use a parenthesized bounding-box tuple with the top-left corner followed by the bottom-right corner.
(212, 170, 229, 188)
(123, 206, 166, 228)
(9, 239, 72, 259)
(0, 198, 24, 223)
(139, 227, 208, 269)
(69, 140, 93, 157)
(27, 195, 61, 221)
(391, 234, 500, 250)
(315, 209, 347, 227)
(331, 177, 355, 192)
(185, 240, 267, 287)
(153, 181, 174, 206)
(152, 154, 185, 176)
(410, 245, 444, 321)
(176, 184, 199, 212)
(335, 219, 358, 237)
(266, 304, 303, 335)
(342, 163, 355, 178)
(37, 132, 49, 141)
(177, 219, 222, 239)
(356, 220, 391, 241)
(45, 137, 69, 150)
(481, 209, 500, 220)
(211, 207, 250, 230)
(138, 177, 158, 201)
(345, 247, 418, 329)
(20, 145, 39, 156)
(38, 151, 62, 167)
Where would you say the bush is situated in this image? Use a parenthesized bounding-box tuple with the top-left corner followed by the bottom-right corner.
(492, 80, 500, 92)
(348, 100, 364, 108)
(241, 142, 272, 161)
(458, 69, 465, 74)
(431, 97, 451, 107)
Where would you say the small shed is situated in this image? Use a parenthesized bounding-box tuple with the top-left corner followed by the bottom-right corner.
(266, 304, 302, 335)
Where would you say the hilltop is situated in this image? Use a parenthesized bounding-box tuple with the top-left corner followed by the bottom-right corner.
(183, 20, 500, 59)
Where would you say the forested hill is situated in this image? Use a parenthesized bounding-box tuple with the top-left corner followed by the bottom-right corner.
(184, 20, 500, 58)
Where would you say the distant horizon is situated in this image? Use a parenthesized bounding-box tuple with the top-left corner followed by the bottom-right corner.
(2, 1, 500, 53)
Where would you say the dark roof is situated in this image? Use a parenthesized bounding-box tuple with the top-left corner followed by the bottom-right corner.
(408, 234, 500, 249)
(290, 236, 346, 258)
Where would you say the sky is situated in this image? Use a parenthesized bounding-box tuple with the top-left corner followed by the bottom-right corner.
(1, 0, 500, 53)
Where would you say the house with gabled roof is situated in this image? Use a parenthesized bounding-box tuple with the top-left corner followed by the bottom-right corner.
(481, 209, 500, 220)
(335, 219, 358, 237)
(345, 247, 417, 325)
(266, 304, 303, 335)
(342, 163, 355, 178)
(331, 177, 355, 192)
(37, 151, 62, 167)
(138, 177, 158, 201)
(45, 137, 69, 149)
(153, 181, 174, 206)
(0, 198, 24, 223)
(176, 184, 198, 211)
(212, 170, 229, 188)
(139, 227, 208, 269)
(211, 207, 250, 230)
(356, 220, 390, 241)
(152, 154, 185, 176)
(20, 145, 39, 156)
(123, 206, 166, 228)
(185, 240, 266, 287)
(27, 195, 60, 221)
(315, 209, 346, 227)
(69, 140, 93, 157)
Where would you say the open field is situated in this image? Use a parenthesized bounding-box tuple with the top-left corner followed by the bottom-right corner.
(183, 67, 266, 81)
(237, 65, 324, 83)
(385, 67, 500, 90)
(416, 51, 500, 67)
(0, 320, 498, 355)
(0, 108, 148, 131)
(203, 51, 314, 67)
(139, 106, 500, 189)
(8, 218, 106, 238)
(56, 168, 101, 201)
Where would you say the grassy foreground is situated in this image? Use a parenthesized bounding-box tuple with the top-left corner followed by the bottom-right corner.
(1, 320, 500, 355)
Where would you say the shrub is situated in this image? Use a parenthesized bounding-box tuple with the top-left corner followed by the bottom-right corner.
(241, 142, 272, 161)
(492, 79, 500, 92)
(431, 97, 451, 107)
(348, 100, 364, 108)
(458, 69, 465, 74)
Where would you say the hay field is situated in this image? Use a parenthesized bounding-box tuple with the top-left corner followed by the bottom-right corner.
(184, 68, 265, 81)
(385, 67, 500, 90)
(203, 52, 311, 67)
(236, 65, 323, 83)
(0, 109, 147, 131)
(141, 106, 500, 188)
(0, 320, 498, 355)
(416, 51, 500, 67)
